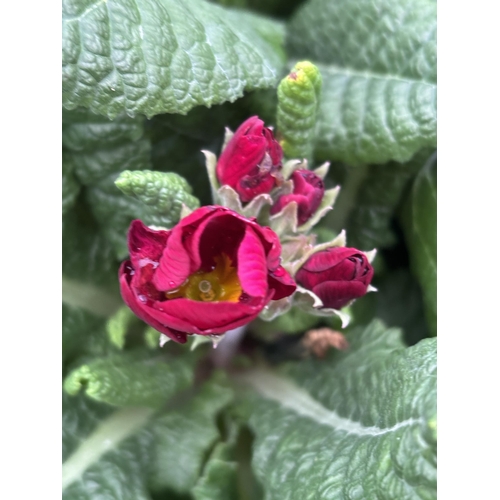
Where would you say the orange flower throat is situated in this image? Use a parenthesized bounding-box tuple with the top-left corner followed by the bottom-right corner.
(165, 254, 242, 302)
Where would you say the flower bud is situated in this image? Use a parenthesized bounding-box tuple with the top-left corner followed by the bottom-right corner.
(270, 169, 325, 226)
(216, 116, 283, 203)
(296, 247, 374, 310)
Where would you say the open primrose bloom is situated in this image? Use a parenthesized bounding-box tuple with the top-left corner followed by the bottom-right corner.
(216, 116, 283, 202)
(119, 206, 296, 343)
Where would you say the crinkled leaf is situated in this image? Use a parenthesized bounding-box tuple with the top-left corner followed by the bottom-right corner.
(148, 373, 234, 493)
(62, 199, 120, 290)
(62, 153, 81, 214)
(287, 0, 436, 165)
(115, 169, 200, 226)
(62, 391, 115, 462)
(64, 350, 195, 408)
(63, 303, 119, 369)
(63, 108, 196, 259)
(313, 64, 436, 166)
(62, 396, 156, 499)
(346, 149, 434, 250)
(241, 320, 436, 499)
(400, 152, 437, 336)
(62, 0, 285, 119)
(351, 269, 430, 346)
(192, 441, 238, 500)
(63, 373, 233, 499)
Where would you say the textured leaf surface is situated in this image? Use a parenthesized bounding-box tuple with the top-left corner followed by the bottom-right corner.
(62, 200, 119, 289)
(115, 169, 200, 226)
(62, 374, 232, 499)
(242, 321, 436, 499)
(62, 153, 81, 214)
(63, 108, 196, 258)
(192, 441, 238, 500)
(148, 374, 234, 493)
(286, 0, 436, 165)
(62, 0, 285, 118)
(400, 152, 437, 336)
(63, 397, 156, 499)
(63, 303, 118, 368)
(346, 149, 434, 250)
(64, 350, 195, 408)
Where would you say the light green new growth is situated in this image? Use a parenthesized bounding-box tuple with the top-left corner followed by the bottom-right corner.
(64, 352, 194, 409)
(115, 170, 200, 227)
(277, 61, 322, 162)
(106, 306, 137, 349)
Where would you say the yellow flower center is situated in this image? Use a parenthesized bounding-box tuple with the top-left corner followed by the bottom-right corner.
(165, 254, 242, 302)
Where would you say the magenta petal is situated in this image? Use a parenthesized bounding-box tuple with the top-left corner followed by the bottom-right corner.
(267, 266, 296, 300)
(255, 225, 283, 270)
(149, 297, 266, 334)
(237, 227, 268, 297)
(301, 248, 362, 273)
(128, 220, 170, 268)
(119, 263, 187, 343)
(153, 227, 192, 291)
(313, 281, 368, 310)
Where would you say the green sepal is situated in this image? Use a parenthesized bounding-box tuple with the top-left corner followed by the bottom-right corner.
(277, 61, 322, 162)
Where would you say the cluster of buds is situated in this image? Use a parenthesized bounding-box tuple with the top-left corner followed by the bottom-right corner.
(204, 116, 376, 327)
(119, 116, 375, 344)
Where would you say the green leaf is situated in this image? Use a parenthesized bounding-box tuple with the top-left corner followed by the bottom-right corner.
(287, 0, 436, 165)
(63, 303, 118, 368)
(400, 152, 437, 336)
(350, 269, 430, 346)
(62, 199, 120, 291)
(62, 153, 81, 214)
(115, 170, 200, 226)
(63, 391, 115, 462)
(63, 108, 198, 259)
(240, 320, 436, 499)
(345, 149, 434, 250)
(62, 0, 285, 119)
(192, 441, 238, 500)
(64, 350, 195, 408)
(62, 395, 156, 499)
(148, 373, 234, 493)
(62, 373, 233, 499)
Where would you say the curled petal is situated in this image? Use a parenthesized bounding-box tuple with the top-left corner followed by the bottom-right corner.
(119, 262, 187, 343)
(237, 227, 268, 298)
